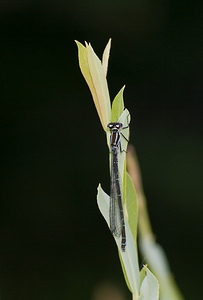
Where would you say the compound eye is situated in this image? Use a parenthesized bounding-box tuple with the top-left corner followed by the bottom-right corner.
(116, 123, 123, 129)
(107, 123, 113, 129)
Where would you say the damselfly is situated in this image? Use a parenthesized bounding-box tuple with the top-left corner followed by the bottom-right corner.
(107, 121, 129, 251)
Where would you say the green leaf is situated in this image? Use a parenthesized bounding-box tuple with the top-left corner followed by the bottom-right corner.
(87, 44, 111, 129)
(75, 40, 111, 131)
(111, 86, 125, 122)
(125, 172, 138, 244)
(102, 38, 111, 77)
(139, 266, 159, 300)
(139, 266, 146, 287)
(97, 184, 140, 298)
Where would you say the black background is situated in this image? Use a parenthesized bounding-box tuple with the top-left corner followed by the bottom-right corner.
(0, 1, 202, 299)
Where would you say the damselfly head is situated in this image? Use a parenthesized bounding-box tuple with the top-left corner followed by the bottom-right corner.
(107, 122, 123, 131)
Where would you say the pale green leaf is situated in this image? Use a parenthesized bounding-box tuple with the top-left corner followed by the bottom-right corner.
(117, 173, 138, 294)
(87, 43, 111, 129)
(139, 237, 184, 300)
(75, 40, 111, 131)
(139, 237, 170, 282)
(139, 266, 159, 300)
(97, 184, 140, 298)
(76, 41, 96, 99)
(102, 38, 111, 77)
(76, 41, 102, 125)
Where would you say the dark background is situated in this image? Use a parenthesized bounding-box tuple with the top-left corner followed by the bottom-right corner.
(0, 1, 202, 299)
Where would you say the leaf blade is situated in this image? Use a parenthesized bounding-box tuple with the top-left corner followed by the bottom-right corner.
(97, 184, 140, 298)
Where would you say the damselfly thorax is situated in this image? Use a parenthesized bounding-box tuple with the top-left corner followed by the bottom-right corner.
(107, 122, 123, 152)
